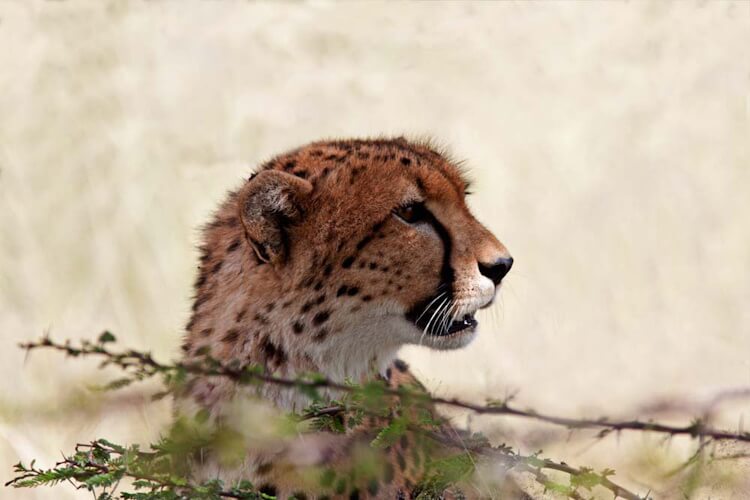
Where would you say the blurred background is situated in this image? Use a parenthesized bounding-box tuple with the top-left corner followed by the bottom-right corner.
(1, 1, 749, 498)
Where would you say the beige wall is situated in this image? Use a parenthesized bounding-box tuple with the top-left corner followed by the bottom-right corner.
(1, 2, 748, 498)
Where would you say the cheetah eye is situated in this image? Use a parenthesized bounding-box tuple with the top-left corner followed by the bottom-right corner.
(393, 202, 429, 224)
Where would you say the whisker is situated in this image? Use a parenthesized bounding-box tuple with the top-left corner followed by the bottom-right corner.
(420, 297, 445, 344)
(416, 292, 447, 324)
(433, 298, 453, 336)
(424, 297, 449, 338)
(441, 300, 458, 333)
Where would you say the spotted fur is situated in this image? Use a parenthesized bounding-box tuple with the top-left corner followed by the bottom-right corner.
(176, 137, 514, 498)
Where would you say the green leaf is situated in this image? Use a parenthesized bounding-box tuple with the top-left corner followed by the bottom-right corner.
(570, 467, 602, 491)
(544, 480, 575, 495)
(370, 418, 407, 449)
(98, 377, 133, 391)
(98, 331, 117, 344)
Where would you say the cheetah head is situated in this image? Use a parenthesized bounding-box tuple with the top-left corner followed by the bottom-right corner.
(239, 138, 509, 358)
(189, 138, 512, 383)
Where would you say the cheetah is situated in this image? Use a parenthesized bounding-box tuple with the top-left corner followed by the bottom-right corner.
(177, 137, 514, 498)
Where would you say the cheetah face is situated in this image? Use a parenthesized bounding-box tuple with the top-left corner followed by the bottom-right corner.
(240, 139, 513, 354)
(320, 173, 512, 352)
(394, 199, 512, 349)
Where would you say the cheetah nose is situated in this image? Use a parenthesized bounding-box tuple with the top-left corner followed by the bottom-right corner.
(478, 257, 514, 285)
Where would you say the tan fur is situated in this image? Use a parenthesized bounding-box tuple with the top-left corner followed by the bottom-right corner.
(176, 137, 514, 498)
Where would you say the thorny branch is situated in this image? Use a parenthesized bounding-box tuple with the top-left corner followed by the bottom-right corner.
(20, 335, 750, 444)
(15, 334, 750, 499)
(17, 334, 666, 499)
(5, 441, 267, 499)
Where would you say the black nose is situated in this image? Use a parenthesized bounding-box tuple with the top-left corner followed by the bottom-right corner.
(478, 257, 514, 285)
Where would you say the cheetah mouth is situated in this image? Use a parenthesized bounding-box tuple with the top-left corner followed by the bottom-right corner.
(406, 299, 478, 337)
(444, 314, 478, 336)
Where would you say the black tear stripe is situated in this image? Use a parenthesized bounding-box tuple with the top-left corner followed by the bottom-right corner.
(404, 206, 455, 333)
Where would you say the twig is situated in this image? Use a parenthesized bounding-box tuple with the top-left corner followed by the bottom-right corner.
(20, 336, 750, 444)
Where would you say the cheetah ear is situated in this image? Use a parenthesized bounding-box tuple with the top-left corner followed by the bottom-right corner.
(238, 170, 313, 266)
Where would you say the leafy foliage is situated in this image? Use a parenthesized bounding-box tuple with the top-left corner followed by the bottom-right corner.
(9, 334, 750, 499)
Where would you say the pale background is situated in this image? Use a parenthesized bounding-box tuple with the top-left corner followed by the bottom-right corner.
(1, 1, 749, 498)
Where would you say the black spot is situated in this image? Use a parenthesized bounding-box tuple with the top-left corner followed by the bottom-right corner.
(315, 294, 326, 305)
(381, 266, 390, 272)
(283, 160, 296, 171)
(314, 281, 324, 291)
(301, 301, 315, 313)
(256, 462, 273, 475)
(400, 157, 411, 166)
(195, 274, 207, 288)
(349, 489, 360, 500)
(394, 359, 409, 372)
(385, 368, 392, 380)
(293, 170, 308, 179)
(265, 303, 275, 312)
(356, 235, 372, 251)
(226, 238, 241, 252)
(362, 295, 372, 302)
(310, 150, 324, 157)
(397, 450, 406, 470)
(314, 328, 328, 341)
(383, 462, 394, 483)
(415, 178, 425, 192)
(367, 479, 379, 496)
(313, 311, 330, 325)
(211, 261, 223, 274)
(292, 321, 304, 334)
(192, 293, 212, 312)
(253, 313, 269, 325)
(235, 309, 247, 322)
(259, 484, 277, 497)
(369, 262, 378, 270)
(292, 492, 308, 500)
(347, 287, 359, 296)
(324, 264, 333, 276)
(225, 217, 239, 227)
(222, 328, 240, 343)
(342, 256, 355, 268)
(337, 285, 348, 297)
(260, 336, 287, 365)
